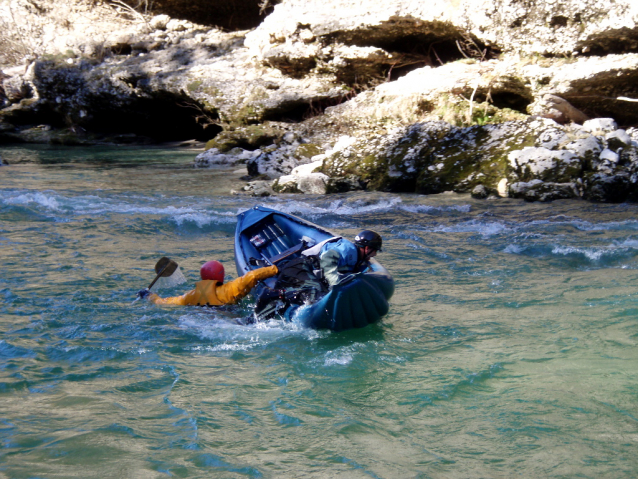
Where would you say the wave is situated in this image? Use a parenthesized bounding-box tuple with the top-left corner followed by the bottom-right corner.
(432, 219, 511, 236)
(258, 197, 403, 217)
(252, 196, 474, 225)
(2, 191, 63, 211)
(428, 216, 638, 241)
(399, 203, 472, 214)
(571, 219, 638, 232)
(171, 212, 237, 228)
(504, 238, 638, 267)
(551, 241, 638, 263)
(0, 190, 240, 228)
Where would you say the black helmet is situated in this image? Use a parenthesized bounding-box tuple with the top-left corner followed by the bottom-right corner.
(354, 230, 383, 252)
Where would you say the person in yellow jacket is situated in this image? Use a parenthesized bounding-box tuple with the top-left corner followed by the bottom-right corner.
(138, 260, 278, 306)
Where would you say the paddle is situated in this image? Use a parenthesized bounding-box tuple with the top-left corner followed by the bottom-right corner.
(148, 257, 179, 290)
(136, 257, 180, 300)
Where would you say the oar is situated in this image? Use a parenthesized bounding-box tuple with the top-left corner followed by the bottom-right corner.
(135, 257, 179, 300)
(148, 256, 179, 290)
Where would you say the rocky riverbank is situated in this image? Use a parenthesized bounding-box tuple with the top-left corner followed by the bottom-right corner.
(1, 0, 638, 202)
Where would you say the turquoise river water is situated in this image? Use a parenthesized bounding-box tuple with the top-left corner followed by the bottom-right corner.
(1, 144, 638, 479)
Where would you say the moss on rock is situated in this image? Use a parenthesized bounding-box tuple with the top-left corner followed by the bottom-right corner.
(205, 124, 284, 152)
(294, 143, 323, 159)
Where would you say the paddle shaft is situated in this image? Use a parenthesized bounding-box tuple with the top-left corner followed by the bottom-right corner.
(147, 263, 170, 290)
(145, 257, 178, 291)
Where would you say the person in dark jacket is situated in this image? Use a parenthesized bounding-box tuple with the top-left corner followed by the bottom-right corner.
(253, 230, 383, 320)
(306, 230, 383, 287)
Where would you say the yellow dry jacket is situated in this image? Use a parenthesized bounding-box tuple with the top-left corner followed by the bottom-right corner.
(149, 265, 278, 306)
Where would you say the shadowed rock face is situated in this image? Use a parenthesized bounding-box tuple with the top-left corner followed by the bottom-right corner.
(128, 0, 275, 30)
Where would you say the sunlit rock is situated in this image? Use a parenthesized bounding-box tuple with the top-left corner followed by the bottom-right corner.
(508, 147, 581, 182)
(509, 180, 579, 202)
(528, 94, 588, 124)
(194, 147, 260, 167)
(497, 178, 509, 198)
(599, 148, 620, 164)
(583, 118, 619, 135)
(606, 129, 633, 151)
(471, 184, 489, 199)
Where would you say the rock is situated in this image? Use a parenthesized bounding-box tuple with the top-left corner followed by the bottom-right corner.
(2, 0, 638, 204)
(497, 178, 509, 198)
(582, 118, 618, 135)
(599, 148, 619, 164)
(243, 180, 274, 196)
(205, 124, 285, 152)
(564, 136, 603, 161)
(471, 184, 489, 199)
(272, 174, 301, 193)
(271, 159, 328, 194)
(194, 147, 260, 167)
(2, 76, 30, 103)
(509, 180, 579, 202)
(508, 147, 581, 182)
(326, 175, 363, 193)
(528, 94, 588, 124)
(606, 129, 632, 152)
(246, 0, 638, 59)
(584, 174, 632, 203)
(290, 159, 323, 176)
(166, 18, 194, 32)
(297, 172, 329, 194)
(246, 138, 325, 179)
(150, 15, 171, 31)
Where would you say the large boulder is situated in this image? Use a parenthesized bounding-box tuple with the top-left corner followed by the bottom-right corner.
(246, 0, 638, 59)
(313, 117, 637, 201)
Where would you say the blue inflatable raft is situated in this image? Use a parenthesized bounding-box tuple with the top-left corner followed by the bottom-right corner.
(234, 206, 394, 331)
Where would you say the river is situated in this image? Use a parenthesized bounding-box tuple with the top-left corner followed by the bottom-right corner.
(1, 143, 638, 478)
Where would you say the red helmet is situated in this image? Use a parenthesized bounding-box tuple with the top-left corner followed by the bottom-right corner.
(200, 260, 224, 282)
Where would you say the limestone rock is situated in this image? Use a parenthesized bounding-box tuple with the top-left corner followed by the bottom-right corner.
(508, 147, 581, 183)
(243, 180, 274, 196)
(2, 0, 638, 204)
(606, 129, 633, 151)
(246, 0, 638, 58)
(528, 94, 589, 124)
(194, 147, 260, 167)
(584, 173, 633, 202)
(471, 184, 489, 199)
(509, 180, 579, 202)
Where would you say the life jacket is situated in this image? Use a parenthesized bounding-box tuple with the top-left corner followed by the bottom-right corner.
(301, 236, 342, 257)
(191, 280, 224, 306)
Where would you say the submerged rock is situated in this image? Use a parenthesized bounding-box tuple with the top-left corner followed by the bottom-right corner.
(194, 147, 260, 167)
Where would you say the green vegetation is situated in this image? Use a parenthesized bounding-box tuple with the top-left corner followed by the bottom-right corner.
(295, 143, 323, 159)
(187, 80, 203, 92)
(205, 124, 284, 152)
